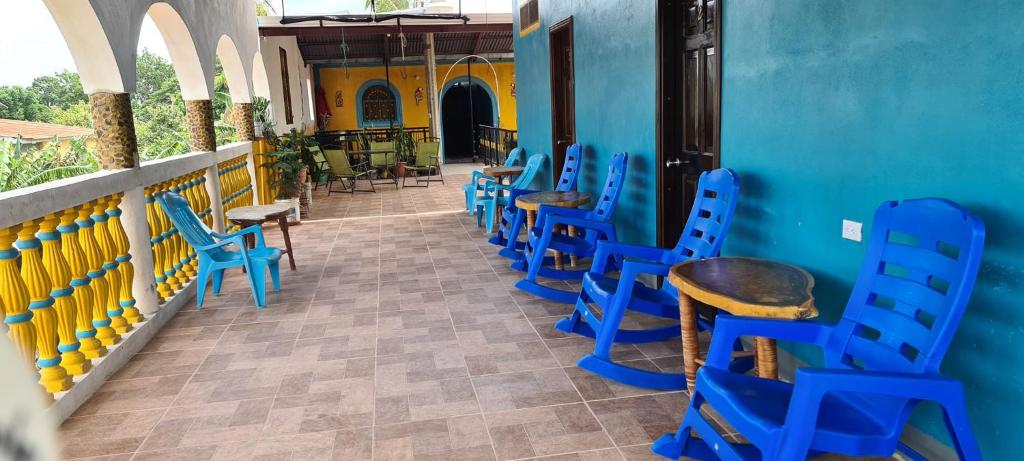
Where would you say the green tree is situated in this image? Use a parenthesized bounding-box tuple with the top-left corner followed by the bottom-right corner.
(365, 0, 409, 13)
(134, 49, 181, 106)
(50, 101, 93, 128)
(0, 86, 51, 122)
(30, 70, 87, 109)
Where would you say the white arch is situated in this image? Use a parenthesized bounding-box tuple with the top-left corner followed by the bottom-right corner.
(252, 52, 272, 100)
(146, 3, 209, 100)
(43, 0, 124, 93)
(216, 35, 251, 103)
(439, 55, 502, 128)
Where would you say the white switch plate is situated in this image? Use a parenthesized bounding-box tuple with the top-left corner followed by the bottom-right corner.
(842, 219, 862, 242)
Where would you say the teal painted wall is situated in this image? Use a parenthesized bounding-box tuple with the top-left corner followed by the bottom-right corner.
(721, 1, 1024, 457)
(514, 0, 1024, 458)
(513, 0, 658, 245)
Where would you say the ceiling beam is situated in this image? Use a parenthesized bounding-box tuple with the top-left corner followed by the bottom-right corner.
(260, 23, 511, 37)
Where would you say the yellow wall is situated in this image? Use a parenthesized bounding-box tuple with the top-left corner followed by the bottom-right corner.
(316, 61, 517, 132)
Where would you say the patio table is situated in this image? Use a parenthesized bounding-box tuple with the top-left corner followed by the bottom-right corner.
(668, 257, 818, 392)
(482, 165, 524, 185)
(227, 203, 297, 271)
(516, 191, 592, 270)
(350, 149, 398, 187)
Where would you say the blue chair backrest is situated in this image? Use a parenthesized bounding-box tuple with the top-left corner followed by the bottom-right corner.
(555, 144, 583, 192)
(826, 198, 985, 375)
(585, 152, 628, 222)
(505, 147, 525, 167)
(155, 191, 217, 250)
(666, 168, 740, 264)
(510, 154, 546, 190)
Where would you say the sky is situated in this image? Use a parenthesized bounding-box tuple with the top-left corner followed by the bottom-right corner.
(0, 0, 508, 87)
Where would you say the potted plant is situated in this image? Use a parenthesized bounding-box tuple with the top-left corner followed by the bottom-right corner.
(391, 124, 416, 178)
(263, 135, 304, 223)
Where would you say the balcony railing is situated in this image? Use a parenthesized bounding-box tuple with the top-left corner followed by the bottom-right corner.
(0, 141, 256, 421)
(477, 125, 518, 166)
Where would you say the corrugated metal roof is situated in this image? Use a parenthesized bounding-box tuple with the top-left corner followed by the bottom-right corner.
(298, 30, 512, 62)
(0, 119, 93, 142)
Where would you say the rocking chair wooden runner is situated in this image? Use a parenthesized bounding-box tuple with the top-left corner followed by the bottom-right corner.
(489, 144, 583, 257)
(513, 152, 629, 303)
(555, 168, 743, 391)
(652, 198, 985, 461)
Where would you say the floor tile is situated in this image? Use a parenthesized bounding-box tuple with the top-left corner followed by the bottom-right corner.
(472, 368, 581, 413)
(485, 403, 613, 460)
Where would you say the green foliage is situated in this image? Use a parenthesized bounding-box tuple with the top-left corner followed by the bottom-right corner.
(365, 0, 410, 13)
(0, 86, 51, 122)
(30, 71, 87, 109)
(252, 96, 274, 137)
(0, 137, 99, 192)
(50, 101, 93, 128)
(263, 129, 309, 199)
(390, 124, 416, 163)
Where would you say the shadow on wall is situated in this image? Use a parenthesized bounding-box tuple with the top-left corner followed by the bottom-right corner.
(579, 145, 600, 191)
(619, 153, 650, 243)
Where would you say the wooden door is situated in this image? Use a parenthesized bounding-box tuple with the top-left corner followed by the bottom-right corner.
(657, 0, 721, 246)
(549, 17, 576, 187)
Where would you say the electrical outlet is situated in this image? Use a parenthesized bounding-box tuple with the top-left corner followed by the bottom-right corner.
(842, 219, 862, 242)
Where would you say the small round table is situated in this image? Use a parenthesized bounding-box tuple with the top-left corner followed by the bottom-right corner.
(226, 204, 297, 271)
(483, 166, 524, 185)
(516, 191, 592, 269)
(668, 257, 817, 392)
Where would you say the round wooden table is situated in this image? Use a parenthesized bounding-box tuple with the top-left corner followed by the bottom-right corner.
(516, 191, 592, 269)
(482, 166, 524, 184)
(668, 257, 817, 392)
(226, 204, 296, 271)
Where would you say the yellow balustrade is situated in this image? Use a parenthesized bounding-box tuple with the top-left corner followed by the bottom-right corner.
(107, 194, 141, 325)
(77, 202, 120, 346)
(61, 207, 106, 360)
(173, 177, 194, 281)
(156, 182, 182, 293)
(0, 225, 38, 374)
(92, 198, 130, 335)
(40, 213, 90, 376)
(146, 187, 171, 302)
(182, 173, 200, 275)
(17, 218, 72, 394)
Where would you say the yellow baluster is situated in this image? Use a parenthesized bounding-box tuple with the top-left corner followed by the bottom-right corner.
(181, 175, 198, 276)
(17, 218, 72, 393)
(198, 173, 213, 227)
(78, 202, 119, 346)
(40, 213, 90, 376)
(146, 187, 171, 302)
(61, 208, 106, 359)
(107, 194, 141, 324)
(156, 182, 182, 292)
(0, 225, 39, 374)
(172, 178, 193, 281)
(93, 198, 130, 335)
(185, 173, 200, 274)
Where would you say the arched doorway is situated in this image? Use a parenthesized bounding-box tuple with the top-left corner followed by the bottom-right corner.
(441, 79, 495, 163)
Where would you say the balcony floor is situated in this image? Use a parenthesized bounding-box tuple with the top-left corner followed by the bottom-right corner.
(59, 165, 888, 461)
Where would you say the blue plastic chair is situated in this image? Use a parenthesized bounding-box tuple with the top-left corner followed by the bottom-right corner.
(555, 168, 741, 391)
(475, 154, 546, 233)
(155, 191, 282, 308)
(463, 147, 524, 215)
(514, 152, 629, 303)
(489, 144, 583, 255)
(652, 198, 985, 461)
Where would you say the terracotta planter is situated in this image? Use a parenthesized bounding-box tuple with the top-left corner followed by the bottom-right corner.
(297, 166, 308, 185)
(275, 198, 301, 224)
(396, 162, 407, 178)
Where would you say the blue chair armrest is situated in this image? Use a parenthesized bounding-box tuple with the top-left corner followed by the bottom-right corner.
(542, 214, 615, 241)
(197, 233, 248, 252)
(212, 224, 266, 249)
(591, 242, 672, 274)
(471, 170, 495, 186)
(535, 205, 590, 229)
(603, 260, 676, 311)
(704, 316, 831, 369)
(794, 368, 963, 400)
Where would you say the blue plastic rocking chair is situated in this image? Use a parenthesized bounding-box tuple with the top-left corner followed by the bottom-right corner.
(463, 147, 524, 214)
(513, 152, 629, 303)
(155, 191, 282, 308)
(475, 153, 546, 233)
(555, 168, 741, 391)
(652, 198, 985, 461)
(489, 144, 584, 256)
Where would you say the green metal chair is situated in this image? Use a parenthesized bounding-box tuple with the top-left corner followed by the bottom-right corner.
(324, 148, 374, 194)
(403, 141, 444, 187)
(309, 146, 330, 190)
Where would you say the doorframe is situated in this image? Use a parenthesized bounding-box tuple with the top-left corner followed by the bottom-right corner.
(548, 16, 575, 187)
(655, 0, 723, 247)
(439, 77, 499, 163)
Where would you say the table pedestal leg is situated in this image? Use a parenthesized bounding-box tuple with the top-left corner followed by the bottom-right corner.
(526, 210, 536, 233)
(553, 225, 565, 270)
(278, 216, 296, 271)
(567, 225, 578, 267)
(679, 292, 701, 393)
(754, 337, 778, 379)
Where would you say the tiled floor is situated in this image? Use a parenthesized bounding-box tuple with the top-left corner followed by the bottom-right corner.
(58, 166, 881, 461)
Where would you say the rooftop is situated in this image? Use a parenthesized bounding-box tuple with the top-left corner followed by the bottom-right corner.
(0, 118, 93, 142)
